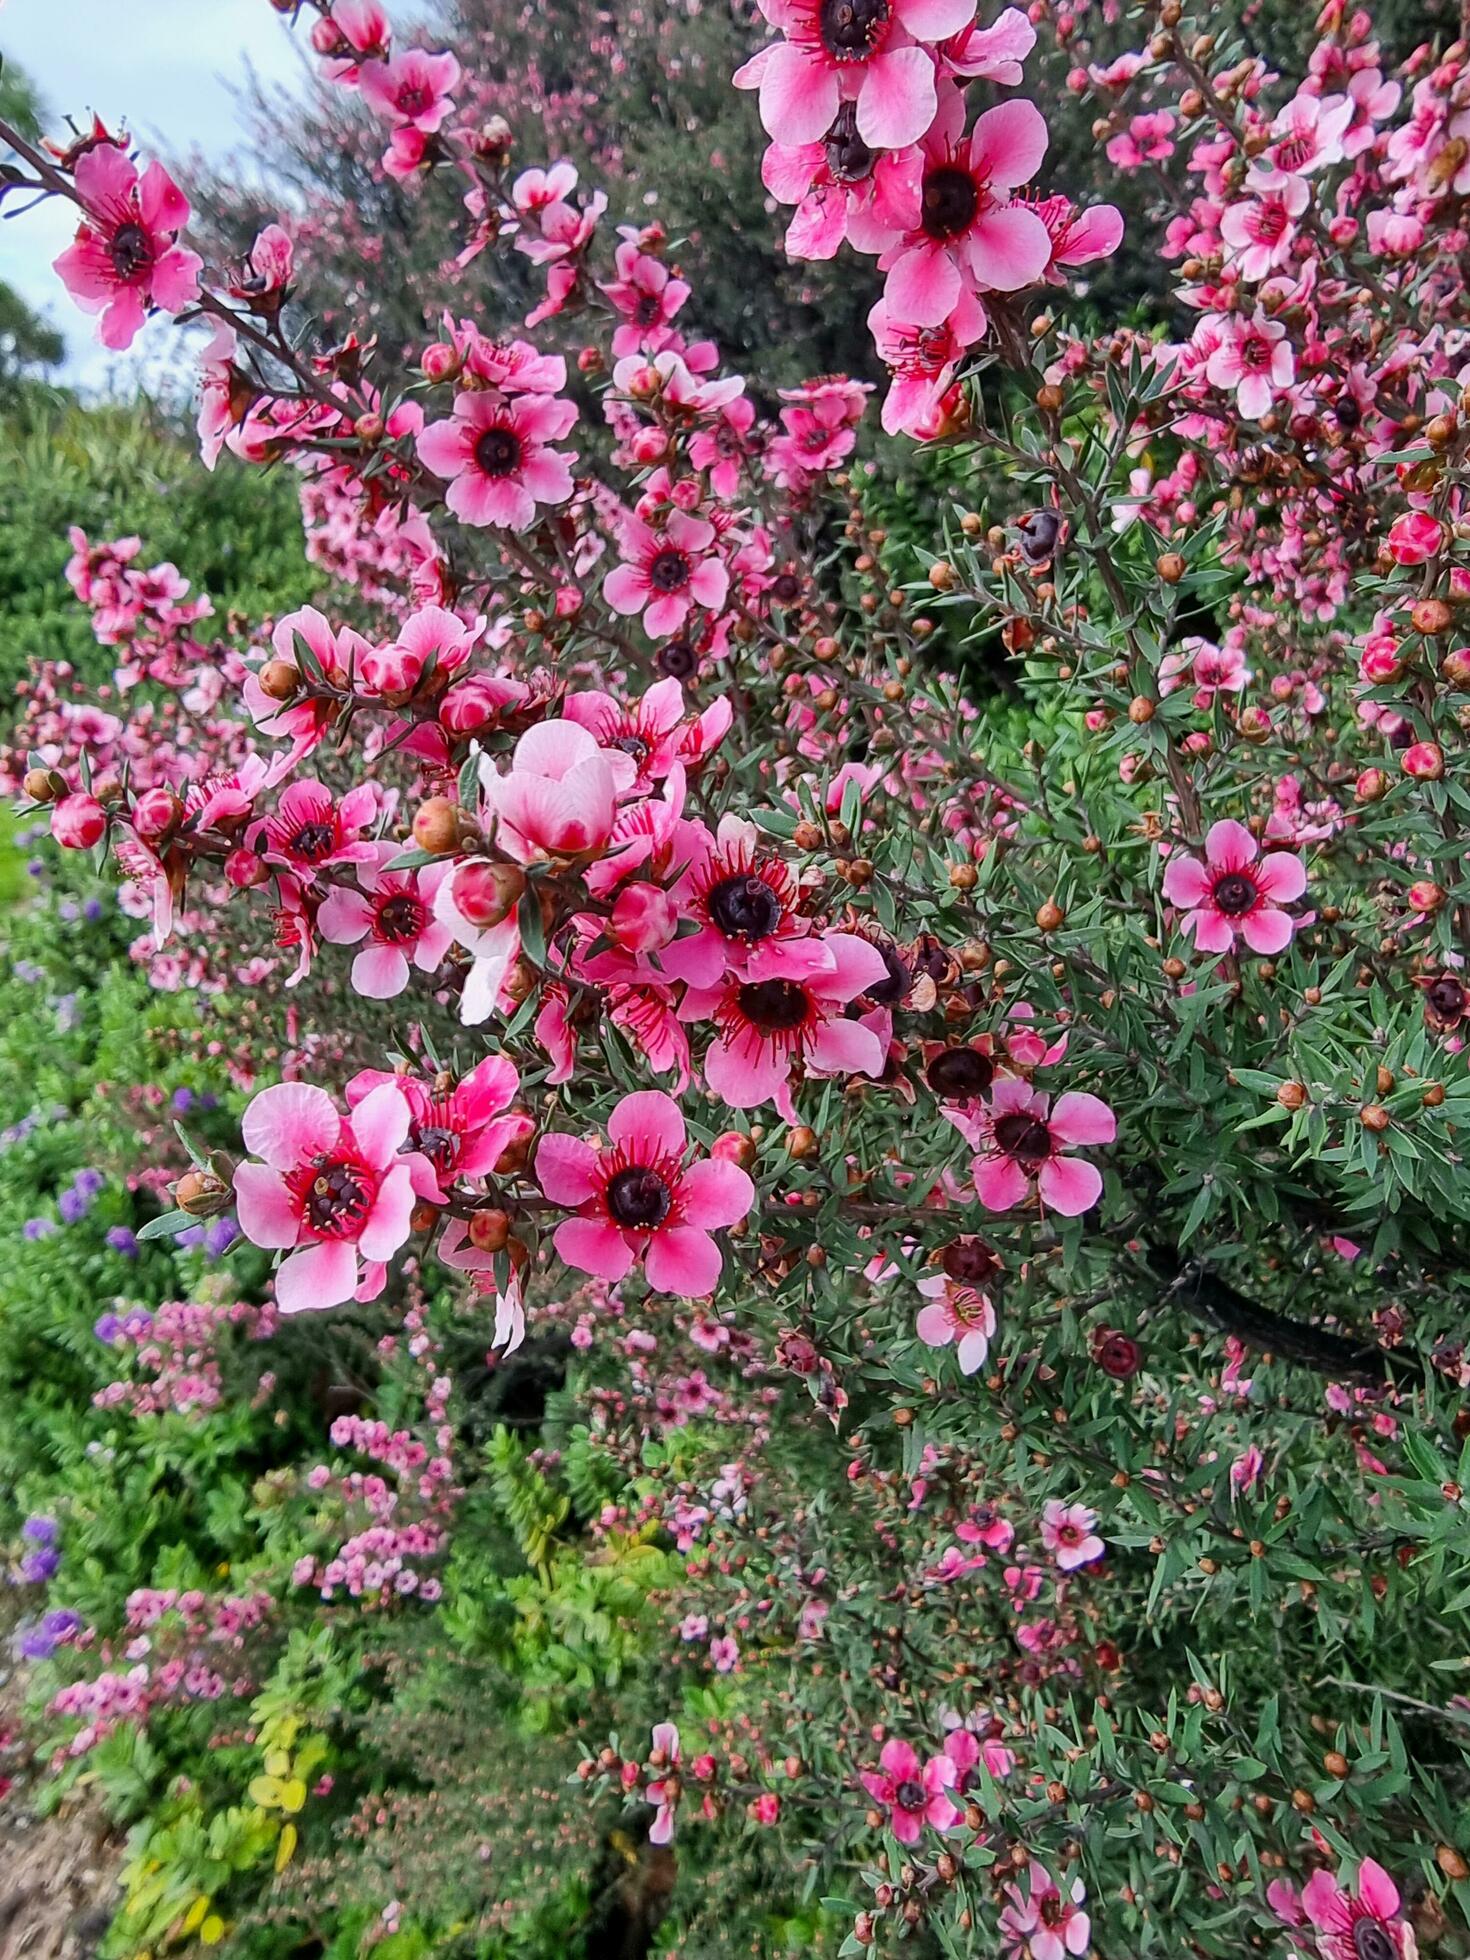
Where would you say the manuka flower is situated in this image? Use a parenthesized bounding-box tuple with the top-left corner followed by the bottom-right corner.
(53, 144, 202, 351)
(536, 1091, 753, 1296)
(1162, 819, 1306, 956)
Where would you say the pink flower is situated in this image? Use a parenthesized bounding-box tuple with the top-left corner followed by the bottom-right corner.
(1266, 91, 1353, 178)
(53, 144, 202, 351)
(347, 1054, 531, 1199)
(562, 674, 731, 790)
(253, 779, 380, 882)
(1000, 1861, 1090, 1960)
(869, 290, 988, 436)
(602, 242, 691, 355)
(661, 813, 810, 986)
(481, 719, 632, 866)
(1031, 193, 1124, 277)
(197, 326, 245, 471)
(646, 1723, 682, 1844)
(959, 1078, 1114, 1216)
(360, 604, 484, 698)
(1219, 171, 1308, 280)
(1162, 819, 1307, 956)
(1204, 310, 1295, 421)
(359, 48, 461, 131)
(916, 1274, 996, 1374)
(1158, 636, 1249, 707)
(317, 845, 454, 999)
(603, 511, 730, 638)
(233, 1082, 430, 1313)
(858, 1738, 959, 1844)
(760, 107, 923, 261)
(536, 1090, 753, 1296)
(416, 390, 577, 530)
(1301, 1859, 1418, 1960)
(681, 931, 890, 1121)
(733, 0, 975, 153)
(877, 85, 1052, 327)
(1040, 1500, 1104, 1571)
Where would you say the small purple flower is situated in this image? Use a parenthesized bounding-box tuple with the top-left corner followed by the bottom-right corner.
(75, 1169, 105, 1198)
(84, 898, 104, 922)
(22, 1516, 58, 1545)
(120, 1308, 154, 1338)
(203, 1216, 238, 1258)
(58, 1188, 90, 1225)
(20, 1547, 60, 1584)
(17, 1623, 58, 1660)
(94, 1312, 123, 1344)
(106, 1227, 139, 1258)
(23, 1217, 56, 1241)
(171, 1088, 196, 1114)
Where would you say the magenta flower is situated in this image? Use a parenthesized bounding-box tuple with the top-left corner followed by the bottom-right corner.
(760, 107, 923, 261)
(53, 144, 202, 351)
(877, 84, 1053, 327)
(916, 1274, 996, 1374)
(562, 675, 731, 791)
(661, 813, 811, 987)
(681, 931, 891, 1121)
(317, 846, 454, 999)
(253, 779, 380, 883)
(1301, 1859, 1417, 1960)
(359, 48, 461, 131)
(869, 289, 987, 435)
(1040, 1500, 1104, 1571)
(1219, 171, 1308, 281)
(1162, 819, 1307, 956)
(416, 390, 577, 530)
(233, 1081, 430, 1313)
(602, 242, 691, 356)
(603, 511, 730, 638)
(961, 1078, 1114, 1216)
(734, 0, 975, 152)
(535, 1091, 754, 1297)
(859, 1738, 959, 1844)
(999, 1861, 1090, 1960)
(346, 1054, 530, 1201)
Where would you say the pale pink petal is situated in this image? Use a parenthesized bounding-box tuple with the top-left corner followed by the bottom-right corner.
(358, 1162, 417, 1262)
(1162, 854, 1212, 908)
(966, 204, 1053, 291)
(1047, 1092, 1116, 1147)
(1240, 907, 1294, 955)
(807, 1015, 885, 1079)
(350, 1080, 413, 1169)
(974, 1154, 1030, 1211)
(1190, 909, 1236, 953)
(969, 98, 1049, 190)
(603, 563, 650, 615)
(318, 886, 376, 945)
(233, 1162, 301, 1250)
(1205, 818, 1257, 870)
(275, 1238, 359, 1313)
(1255, 851, 1306, 903)
(856, 46, 937, 150)
(1037, 1154, 1103, 1216)
(759, 42, 840, 146)
(242, 1081, 340, 1169)
(884, 243, 962, 327)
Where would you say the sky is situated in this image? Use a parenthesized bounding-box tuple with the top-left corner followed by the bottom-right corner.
(0, 0, 321, 392)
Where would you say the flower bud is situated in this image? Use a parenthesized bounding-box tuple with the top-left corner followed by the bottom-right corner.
(712, 1131, 756, 1170)
(1354, 768, 1388, 803)
(50, 793, 106, 850)
(131, 786, 183, 846)
(225, 847, 267, 889)
(421, 341, 462, 385)
(412, 797, 461, 854)
(174, 1169, 231, 1218)
(450, 860, 525, 928)
(1402, 742, 1444, 780)
(22, 767, 64, 805)
(257, 659, 300, 701)
(468, 1208, 512, 1253)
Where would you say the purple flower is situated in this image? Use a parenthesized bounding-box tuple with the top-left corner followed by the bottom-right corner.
(20, 1547, 60, 1584)
(171, 1087, 196, 1114)
(75, 1169, 105, 1198)
(94, 1312, 123, 1343)
(84, 898, 104, 922)
(203, 1216, 238, 1258)
(22, 1516, 58, 1545)
(58, 1188, 90, 1225)
(106, 1227, 139, 1258)
(23, 1217, 56, 1241)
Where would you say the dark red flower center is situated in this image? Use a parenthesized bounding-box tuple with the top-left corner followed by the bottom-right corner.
(290, 819, 338, 863)
(659, 640, 699, 680)
(1237, 335, 1274, 372)
(895, 1779, 926, 1811)
(634, 291, 664, 326)
(771, 572, 803, 604)
(294, 1153, 376, 1239)
(414, 1123, 461, 1175)
(1353, 1923, 1395, 1960)
(1212, 871, 1258, 917)
(737, 978, 810, 1033)
(824, 102, 876, 183)
(942, 1237, 1000, 1284)
(613, 731, 651, 764)
(993, 1111, 1052, 1166)
(820, 0, 891, 60)
(396, 81, 433, 115)
(926, 1048, 994, 1099)
(921, 167, 980, 242)
(709, 874, 782, 941)
(475, 426, 523, 477)
(648, 548, 692, 593)
(1039, 1895, 1065, 1928)
(376, 893, 427, 943)
(109, 221, 154, 280)
(1427, 976, 1466, 1020)
(606, 1166, 672, 1229)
